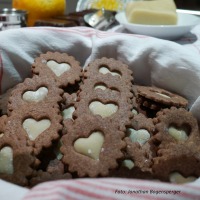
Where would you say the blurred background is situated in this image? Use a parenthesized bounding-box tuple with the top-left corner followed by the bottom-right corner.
(1, 0, 200, 12)
(1, 0, 78, 13)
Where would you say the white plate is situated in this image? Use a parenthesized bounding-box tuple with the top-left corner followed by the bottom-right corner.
(115, 11, 200, 40)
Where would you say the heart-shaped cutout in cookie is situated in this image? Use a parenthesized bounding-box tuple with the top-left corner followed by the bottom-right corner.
(168, 126, 188, 141)
(47, 60, 71, 77)
(62, 106, 75, 120)
(74, 132, 104, 160)
(99, 67, 121, 77)
(128, 128, 150, 146)
(122, 159, 135, 170)
(0, 146, 14, 174)
(94, 84, 119, 92)
(23, 118, 51, 141)
(22, 87, 48, 102)
(94, 84, 107, 91)
(89, 101, 118, 118)
(169, 172, 197, 184)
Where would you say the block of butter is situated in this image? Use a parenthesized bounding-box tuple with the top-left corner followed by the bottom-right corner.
(125, 0, 177, 25)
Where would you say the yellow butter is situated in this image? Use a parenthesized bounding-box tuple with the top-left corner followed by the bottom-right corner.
(126, 0, 177, 25)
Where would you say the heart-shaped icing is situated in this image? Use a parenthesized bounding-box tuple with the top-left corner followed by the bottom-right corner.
(99, 67, 121, 77)
(128, 128, 150, 145)
(89, 101, 118, 118)
(0, 146, 14, 174)
(47, 60, 71, 77)
(122, 159, 135, 170)
(62, 106, 75, 120)
(74, 132, 104, 160)
(22, 87, 48, 102)
(23, 118, 51, 141)
(169, 172, 197, 184)
(156, 92, 171, 99)
(131, 108, 138, 115)
(94, 84, 107, 91)
(168, 126, 188, 141)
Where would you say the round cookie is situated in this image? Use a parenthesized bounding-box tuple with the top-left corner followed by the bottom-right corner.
(136, 86, 188, 110)
(0, 133, 35, 186)
(8, 76, 64, 113)
(61, 93, 77, 123)
(79, 75, 133, 100)
(152, 107, 199, 148)
(74, 89, 133, 131)
(30, 159, 72, 187)
(5, 107, 63, 155)
(124, 113, 156, 173)
(32, 52, 82, 87)
(152, 142, 200, 183)
(83, 57, 133, 86)
(60, 114, 125, 177)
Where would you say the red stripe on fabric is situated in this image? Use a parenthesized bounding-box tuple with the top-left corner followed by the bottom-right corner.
(0, 51, 3, 94)
(23, 188, 78, 200)
(27, 27, 96, 38)
(30, 182, 118, 200)
(76, 180, 155, 200)
(99, 179, 200, 200)
(27, 180, 170, 200)
(51, 183, 117, 200)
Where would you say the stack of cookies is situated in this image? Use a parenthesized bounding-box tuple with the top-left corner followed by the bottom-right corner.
(0, 52, 200, 187)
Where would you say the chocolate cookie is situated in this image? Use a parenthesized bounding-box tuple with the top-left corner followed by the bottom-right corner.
(61, 114, 125, 177)
(61, 93, 77, 122)
(124, 114, 156, 173)
(0, 115, 8, 138)
(32, 52, 82, 87)
(0, 87, 14, 116)
(30, 159, 72, 186)
(152, 142, 200, 183)
(152, 107, 199, 148)
(83, 57, 133, 86)
(74, 89, 133, 131)
(8, 76, 63, 113)
(0, 133, 35, 186)
(79, 75, 133, 100)
(5, 107, 63, 155)
(136, 86, 188, 110)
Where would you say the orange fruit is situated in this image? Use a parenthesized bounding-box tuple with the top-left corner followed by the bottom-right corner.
(12, 0, 66, 26)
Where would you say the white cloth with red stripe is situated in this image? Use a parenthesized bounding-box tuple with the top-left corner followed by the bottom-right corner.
(1, 26, 200, 200)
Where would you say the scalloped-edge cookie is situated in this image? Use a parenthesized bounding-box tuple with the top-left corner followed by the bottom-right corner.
(124, 113, 156, 173)
(152, 107, 199, 148)
(8, 75, 64, 113)
(0, 133, 35, 186)
(60, 114, 125, 177)
(136, 86, 188, 110)
(5, 107, 63, 155)
(152, 142, 200, 183)
(74, 89, 133, 131)
(61, 93, 77, 122)
(83, 57, 133, 85)
(78, 75, 133, 100)
(32, 52, 82, 87)
(29, 159, 72, 186)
